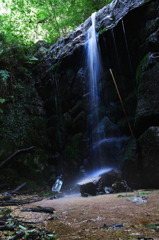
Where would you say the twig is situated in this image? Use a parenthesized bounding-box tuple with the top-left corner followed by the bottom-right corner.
(10, 182, 27, 194)
(22, 206, 55, 214)
(0, 147, 34, 169)
(0, 199, 42, 206)
(0, 225, 14, 231)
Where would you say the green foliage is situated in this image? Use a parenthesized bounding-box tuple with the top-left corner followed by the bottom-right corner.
(98, 27, 107, 36)
(0, 209, 12, 215)
(0, 98, 6, 104)
(0, 0, 112, 45)
(1, 103, 29, 145)
(117, 194, 134, 198)
(145, 223, 157, 230)
(0, 70, 10, 86)
(138, 191, 152, 195)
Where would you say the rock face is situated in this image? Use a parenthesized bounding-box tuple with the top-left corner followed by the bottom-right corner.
(35, 0, 159, 188)
(122, 0, 159, 188)
(135, 58, 159, 136)
(49, 0, 151, 66)
(138, 127, 159, 188)
(0, 0, 158, 190)
(0, 43, 50, 190)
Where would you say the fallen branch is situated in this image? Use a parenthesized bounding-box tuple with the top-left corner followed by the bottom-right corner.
(0, 200, 31, 206)
(11, 232, 25, 240)
(0, 225, 14, 231)
(22, 206, 55, 214)
(0, 198, 42, 206)
(16, 220, 41, 224)
(0, 221, 5, 225)
(0, 146, 34, 169)
(0, 195, 11, 201)
(10, 182, 27, 194)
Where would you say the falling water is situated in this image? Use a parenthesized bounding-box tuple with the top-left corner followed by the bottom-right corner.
(121, 19, 133, 74)
(111, 29, 121, 73)
(87, 13, 103, 168)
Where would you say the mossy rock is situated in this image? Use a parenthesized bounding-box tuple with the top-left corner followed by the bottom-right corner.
(137, 126, 159, 188)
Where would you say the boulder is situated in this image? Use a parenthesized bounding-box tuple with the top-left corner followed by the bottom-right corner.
(78, 169, 124, 196)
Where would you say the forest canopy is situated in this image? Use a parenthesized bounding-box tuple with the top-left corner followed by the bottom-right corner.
(0, 0, 112, 45)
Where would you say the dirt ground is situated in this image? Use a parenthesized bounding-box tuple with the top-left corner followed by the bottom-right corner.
(28, 190, 159, 240)
(1, 190, 159, 239)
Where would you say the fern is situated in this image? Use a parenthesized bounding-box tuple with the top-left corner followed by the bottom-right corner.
(0, 98, 6, 104)
(0, 70, 10, 86)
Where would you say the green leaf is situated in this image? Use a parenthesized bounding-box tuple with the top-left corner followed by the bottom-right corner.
(126, 236, 137, 239)
(138, 191, 152, 195)
(47, 234, 57, 239)
(0, 70, 10, 84)
(145, 223, 157, 229)
(0, 98, 6, 104)
(117, 194, 134, 198)
(19, 225, 27, 230)
(28, 56, 39, 61)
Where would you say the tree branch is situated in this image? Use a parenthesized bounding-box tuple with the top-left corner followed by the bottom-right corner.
(0, 146, 34, 169)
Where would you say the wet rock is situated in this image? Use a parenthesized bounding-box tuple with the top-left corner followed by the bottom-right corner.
(78, 177, 103, 196)
(137, 126, 159, 188)
(135, 61, 159, 136)
(112, 180, 131, 193)
(72, 68, 87, 98)
(94, 117, 121, 138)
(121, 139, 141, 189)
(100, 169, 122, 187)
(78, 169, 128, 196)
(49, 0, 151, 65)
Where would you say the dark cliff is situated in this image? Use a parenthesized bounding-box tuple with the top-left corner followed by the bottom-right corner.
(0, 0, 158, 190)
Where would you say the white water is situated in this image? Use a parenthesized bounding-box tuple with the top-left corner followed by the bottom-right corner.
(77, 167, 113, 185)
(111, 29, 121, 73)
(92, 136, 131, 150)
(87, 12, 101, 113)
(121, 19, 133, 74)
(87, 13, 103, 168)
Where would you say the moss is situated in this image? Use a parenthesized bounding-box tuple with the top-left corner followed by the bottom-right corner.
(98, 27, 107, 36)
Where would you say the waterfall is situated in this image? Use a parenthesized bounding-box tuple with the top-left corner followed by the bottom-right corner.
(86, 14, 130, 170)
(121, 19, 133, 74)
(87, 12, 103, 168)
(110, 29, 121, 73)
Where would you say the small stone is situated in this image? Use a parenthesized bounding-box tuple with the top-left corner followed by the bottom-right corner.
(108, 223, 124, 229)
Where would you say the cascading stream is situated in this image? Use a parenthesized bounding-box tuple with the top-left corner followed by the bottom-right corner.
(87, 12, 103, 168)
(121, 19, 133, 74)
(86, 14, 129, 170)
